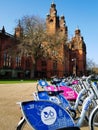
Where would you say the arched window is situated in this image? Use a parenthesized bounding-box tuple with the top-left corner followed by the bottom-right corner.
(49, 19, 53, 23)
(16, 56, 21, 67)
(3, 53, 11, 67)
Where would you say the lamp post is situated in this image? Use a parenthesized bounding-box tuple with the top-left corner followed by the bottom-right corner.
(72, 58, 76, 77)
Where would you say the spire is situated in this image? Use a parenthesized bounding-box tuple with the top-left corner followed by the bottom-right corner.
(60, 15, 65, 27)
(51, 0, 55, 7)
(14, 20, 23, 38)
(18, 19, 21, 28)
(50, 1, 57, 16)
(61, 15, 65, 20)
(52, 0, 54, 3)
(75, 27, 81, 36)
(2, 26, 5, 34)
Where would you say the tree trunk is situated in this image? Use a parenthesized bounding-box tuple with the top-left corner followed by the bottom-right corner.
(30, 64, 35, 79)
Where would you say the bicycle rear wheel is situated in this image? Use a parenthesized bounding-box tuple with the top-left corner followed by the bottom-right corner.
(16, 117, 26, 130)
(16, 116, 34, 130)
(90, 107, 98, 130)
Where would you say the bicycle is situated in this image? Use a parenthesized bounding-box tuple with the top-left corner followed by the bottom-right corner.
(16, 75, 96, 130)
(33, 80, 77, 119)
(37, 78, 78, 101)
(16, 90, 93, 130)
(33, 78, 87, 113)
(33, 77, 90, 119)
(89, 81, 98, 130)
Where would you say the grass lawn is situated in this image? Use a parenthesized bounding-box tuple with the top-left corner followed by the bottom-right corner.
(0, 79, 37, 84)
(0, 78, 97, 84)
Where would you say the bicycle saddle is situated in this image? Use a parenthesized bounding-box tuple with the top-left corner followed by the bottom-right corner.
(51, 78, 62, 85)
(48, 90, 64, 96)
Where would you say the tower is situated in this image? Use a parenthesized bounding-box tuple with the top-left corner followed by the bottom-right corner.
(59, 15, 68, 39)
(2, 26, 5, 34)
(46, 2, 59, 35)
(46, 3, 68, 40)
(70, 28, 86, 76)
(14, 20, 23, 38)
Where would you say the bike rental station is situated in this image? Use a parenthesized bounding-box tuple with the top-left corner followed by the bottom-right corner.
(16, 75, 98, 130)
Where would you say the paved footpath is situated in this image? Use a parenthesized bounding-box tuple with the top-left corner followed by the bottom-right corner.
(0, 83, 89, 130)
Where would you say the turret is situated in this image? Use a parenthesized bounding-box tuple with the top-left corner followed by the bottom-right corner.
(2, 26, 5, 34)
(75, 28, 81, 36)
(59, 15, 68, 39)
(46, 2, 59, 35)
(14, 20, 23, 38)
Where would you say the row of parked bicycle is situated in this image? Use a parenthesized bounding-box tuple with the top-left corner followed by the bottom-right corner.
(16, 75, 98, 130)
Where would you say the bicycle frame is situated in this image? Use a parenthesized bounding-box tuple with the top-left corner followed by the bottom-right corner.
(76, 93, 94, 127)
(88, 81, 98, 130)
(16, 92, 94, 130)
(16, 75, 98, 130)
(89, 105, 98, 130)
(18, 100, 80, 130)
(38, 79, 78, 101)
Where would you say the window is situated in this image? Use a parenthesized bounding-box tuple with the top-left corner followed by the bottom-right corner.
(3, 53, 11, 67)
(49, 19, 53, 23)
(16, 56, 21, 67)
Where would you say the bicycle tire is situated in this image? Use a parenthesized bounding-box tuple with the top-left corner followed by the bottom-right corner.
(89, 107, 98, 130)
(16, 117, 26, 130)
(57, 126, 80, 130)
(68, 109, 76, 119)
(85, 100, 96, 122)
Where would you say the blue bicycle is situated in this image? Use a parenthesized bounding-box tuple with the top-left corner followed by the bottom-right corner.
(16, 75, 97, 130)
(16, 100, 80, 130)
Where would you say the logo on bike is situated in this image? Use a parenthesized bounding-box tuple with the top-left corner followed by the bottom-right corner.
(41, 107, 57, 125)
(49, 96, 60, 104)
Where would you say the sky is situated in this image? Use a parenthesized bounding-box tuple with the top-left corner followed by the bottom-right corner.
(0, 0, 98, 65)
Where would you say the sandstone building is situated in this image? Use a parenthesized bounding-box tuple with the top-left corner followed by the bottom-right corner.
(0, 3, 86, 79)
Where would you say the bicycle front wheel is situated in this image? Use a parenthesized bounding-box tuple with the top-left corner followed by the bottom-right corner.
(89, 107, 98, 130)
(16, 117, 32, 130)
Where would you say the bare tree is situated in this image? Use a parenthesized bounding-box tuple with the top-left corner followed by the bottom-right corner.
(18, 15, 46, 62)
(42, 32, 66, 62)
(15, 15, 66, 78)
(86, 58, 96, 75)
(87, 58, 96, 70)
